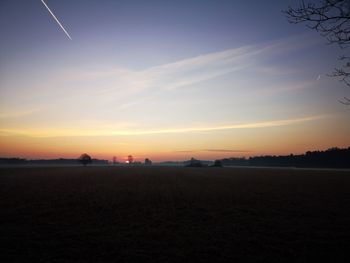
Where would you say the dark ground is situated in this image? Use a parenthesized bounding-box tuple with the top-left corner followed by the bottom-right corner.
(1, 166, 350, 262)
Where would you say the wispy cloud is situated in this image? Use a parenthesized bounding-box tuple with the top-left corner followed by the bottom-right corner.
(32, 34, 321, 112)
(0, 115, 326, 138)
(0, 34, 323, 138)
(0, 108, 40, 119)
(82, 33, 322, 108)
(175, 149, 251, 153)
(203, 149, 252, 153)
(251, 80, 318, 97)
(103, 45, 257, 100)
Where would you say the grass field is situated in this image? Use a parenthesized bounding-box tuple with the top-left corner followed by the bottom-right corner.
(1, 166, 350, 262)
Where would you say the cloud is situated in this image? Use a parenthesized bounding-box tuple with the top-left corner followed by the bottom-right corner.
(102, 45, 257, 101)
(86, 33, 322, 109)
(22, 33, 321, 114)
(0, 34, 324, 137)
(175, 149, 251, 153)
(0, 108, 40, 119)
(173, 150, 198, 153)
(203, 149, 252, 153)
(0, 115, 327, 138)
(252, 80, 318, 97)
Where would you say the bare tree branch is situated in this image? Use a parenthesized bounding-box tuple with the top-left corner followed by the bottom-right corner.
(339, 96, 350, 104)
(284, 0, 350, 46)
(284, 0, 350, 105)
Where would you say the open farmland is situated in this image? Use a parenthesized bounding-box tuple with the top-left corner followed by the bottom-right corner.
(1, 166, 350, 262)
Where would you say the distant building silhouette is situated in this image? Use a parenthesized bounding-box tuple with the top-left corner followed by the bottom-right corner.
(212, 160, 223, 167)
(186, 157, 205, 167)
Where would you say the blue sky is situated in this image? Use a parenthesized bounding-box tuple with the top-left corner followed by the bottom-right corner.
(0, 0, 349, 160)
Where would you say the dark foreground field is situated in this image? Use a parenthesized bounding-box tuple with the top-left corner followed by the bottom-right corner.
(1, 166, 350, 262)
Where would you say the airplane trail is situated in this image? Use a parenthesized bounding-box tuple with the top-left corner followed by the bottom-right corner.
(41, 0, 72, 40)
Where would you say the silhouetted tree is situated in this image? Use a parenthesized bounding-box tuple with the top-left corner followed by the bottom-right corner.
(145, 158, 152, 165)
(78, 153, 92, 166)
(284, 0, 350, 104)
(127, 155, 133, 164)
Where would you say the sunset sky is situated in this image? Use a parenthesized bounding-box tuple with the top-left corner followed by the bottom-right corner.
(0, 0, 349, 162)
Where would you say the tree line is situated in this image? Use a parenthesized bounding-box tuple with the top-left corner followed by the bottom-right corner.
(220, 147, 350, 168)
(1, 147, 349, 168)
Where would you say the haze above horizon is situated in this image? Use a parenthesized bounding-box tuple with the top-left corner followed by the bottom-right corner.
(0, 0, 349, 162)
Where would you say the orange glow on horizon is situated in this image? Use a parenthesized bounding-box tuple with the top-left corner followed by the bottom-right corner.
(1, 114, 349, 162)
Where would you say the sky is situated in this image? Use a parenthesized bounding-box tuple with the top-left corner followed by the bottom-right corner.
(0, 0, 349, 162)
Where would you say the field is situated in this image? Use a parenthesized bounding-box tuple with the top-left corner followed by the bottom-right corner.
(1, 166, 350, 262)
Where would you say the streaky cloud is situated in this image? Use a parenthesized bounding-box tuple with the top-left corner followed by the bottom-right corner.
(0, 108, 40, 119)
(203, 149, 252, 153)
(86, 33, 323, 108)
(174, 149, 251, 153)
(41, 34, 322, 110)
(0, 115, 327, 138)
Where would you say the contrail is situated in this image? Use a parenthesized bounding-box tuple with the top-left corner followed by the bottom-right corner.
(41, 0, 72, 40)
